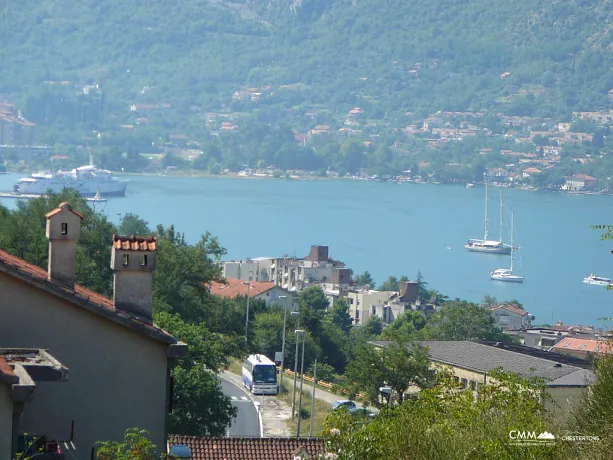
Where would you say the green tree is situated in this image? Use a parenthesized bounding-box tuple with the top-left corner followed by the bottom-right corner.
(324, 370, 567, 460)
(378, 275, 408, 291)
(253, 308, 284, 359)
(381, 311, 427, 340)
(297, 285, 329, 334)
(425, 300, 505, 341)
(354, 270, 375, 288)
(153, 225, 226, 322)
(327, 298, 353, 334)
(119, 213, 151, 235)
(154, 311, 237, 435)
(346, 340, 430, 406)
(96, 428, 160, 460)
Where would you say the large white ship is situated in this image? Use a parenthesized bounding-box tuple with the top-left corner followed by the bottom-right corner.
(14, 163, 127, 197)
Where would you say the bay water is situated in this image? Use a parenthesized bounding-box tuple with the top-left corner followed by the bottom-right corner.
(1, 172, 612, 327)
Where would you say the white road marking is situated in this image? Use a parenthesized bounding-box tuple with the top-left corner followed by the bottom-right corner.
(241, 396, 248, 401)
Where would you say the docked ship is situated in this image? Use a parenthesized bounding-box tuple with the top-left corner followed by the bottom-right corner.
(13, 162, 127, 197)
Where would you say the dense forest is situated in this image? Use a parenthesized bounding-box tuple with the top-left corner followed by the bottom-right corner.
(2, 0, 613, 120)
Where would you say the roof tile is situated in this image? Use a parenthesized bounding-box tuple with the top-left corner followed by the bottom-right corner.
(209, 278, 276, 298)
(112, 234, 157, 251)
(167, 436, 325, 460)
(45, 202, 84, 220)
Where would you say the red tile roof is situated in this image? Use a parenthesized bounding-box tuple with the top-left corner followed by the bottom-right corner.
(208, 278, 276, 298)
(45, 202, 84, 220)
(113, 234, 157, 251)
(0, 248, 176, 344)
(167, 436, 325, 460)
(491, 304, 528, 317)
(0, 356, 16, 379)
(552, 337, 613, 354)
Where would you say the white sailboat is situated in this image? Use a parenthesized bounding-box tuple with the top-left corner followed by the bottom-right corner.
(490, 210, 524, 283)
(465, 182, 512, 254)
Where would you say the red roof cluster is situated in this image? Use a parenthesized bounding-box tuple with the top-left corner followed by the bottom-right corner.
(112, 234, 157, 251)
(208, 278, 276, 298)
(167, 436, 325, 460)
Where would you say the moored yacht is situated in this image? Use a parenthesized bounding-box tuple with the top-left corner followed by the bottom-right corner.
(465, 181, 512, 254)
(583, 274, 613, 286)
(489, 210, 524, 283)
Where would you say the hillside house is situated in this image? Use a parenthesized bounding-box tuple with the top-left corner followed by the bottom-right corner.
(0, 202, 186, 457)
(490, 304, 535, 331)
(564, 174, 598, 192)
(208, 278, 294, 310)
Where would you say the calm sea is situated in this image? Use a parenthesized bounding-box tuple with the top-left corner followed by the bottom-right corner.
(1, 173, 612, 327)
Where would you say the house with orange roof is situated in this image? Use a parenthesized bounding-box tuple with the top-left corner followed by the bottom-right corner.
(563, 174, 598, 192)
(551, 337, 613, 360)
(522, 167, 542, 179)
(208, 278, 294, 310)
(0, 202, 186, 457)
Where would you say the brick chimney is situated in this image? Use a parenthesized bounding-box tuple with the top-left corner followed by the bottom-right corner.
(45, 202, 83, 288)
(111, 234, 157, 322)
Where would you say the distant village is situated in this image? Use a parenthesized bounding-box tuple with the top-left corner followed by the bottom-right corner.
(1, 77, 613, 194)
(216, 244, 612, 361)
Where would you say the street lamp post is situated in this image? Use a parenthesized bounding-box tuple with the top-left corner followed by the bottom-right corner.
(243, 281, 251, 344)
(291, 314, 301, 418)
(296, 330, 306, 438)
(278, 295, 288, 395)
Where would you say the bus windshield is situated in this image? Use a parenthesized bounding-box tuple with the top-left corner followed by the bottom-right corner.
(253, 364, 276, 384)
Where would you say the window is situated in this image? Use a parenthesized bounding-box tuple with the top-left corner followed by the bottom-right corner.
(355, 310, 360, 319)
(61, 223, 68, 235)
(140, 255, 148, 267)
(541, 338, 556, 347)
(469, 381, 477, 391)
(372, 306, 376, 316)
(122, 254, 129, 266)
(461, 378, 468, 388)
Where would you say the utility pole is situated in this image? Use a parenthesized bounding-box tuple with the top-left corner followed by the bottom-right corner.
(309, 359, 317, 438)
(278, 295, 288, 395)
(291, 319, 301, 418)
(243, 281, 251, 344)
(296, 331, 306, 438)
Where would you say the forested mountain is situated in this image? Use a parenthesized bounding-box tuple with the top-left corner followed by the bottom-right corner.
(2, 0, 613, 119)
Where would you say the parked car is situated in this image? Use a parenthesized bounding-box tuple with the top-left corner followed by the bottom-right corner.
(349, 406, 376, 419)
(332, 400, 357, 411)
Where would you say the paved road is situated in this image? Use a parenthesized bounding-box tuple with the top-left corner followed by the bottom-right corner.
(219, 377, 261, 437)
(222, 371, 291, 437)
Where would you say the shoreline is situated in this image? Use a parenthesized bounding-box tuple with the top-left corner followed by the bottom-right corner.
(2, 168, 610, 197)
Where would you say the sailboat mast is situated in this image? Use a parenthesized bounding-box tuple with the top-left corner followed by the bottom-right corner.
(510, 210, 514, 271)
(484, 181, 489, 240)
(499, 187, 504, 244)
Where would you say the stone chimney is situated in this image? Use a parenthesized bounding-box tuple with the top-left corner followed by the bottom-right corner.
(45, 202, 83, 288)
(111, 234, 157, 322)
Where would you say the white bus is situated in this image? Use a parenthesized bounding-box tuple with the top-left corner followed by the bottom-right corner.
(242, 354, 278, 395)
